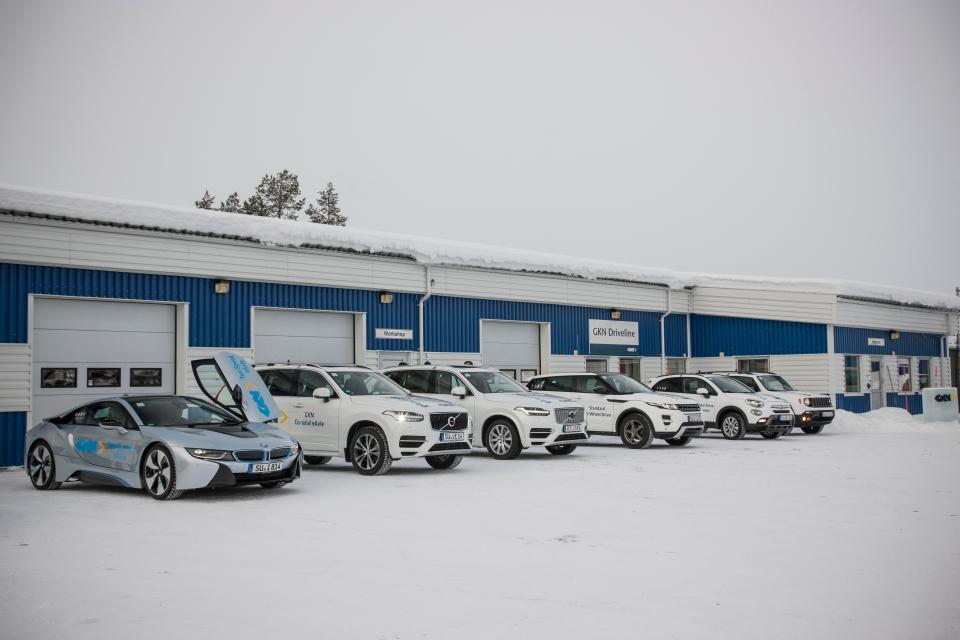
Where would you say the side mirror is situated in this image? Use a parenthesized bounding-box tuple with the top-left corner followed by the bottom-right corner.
(451, 386, 467, 398)
(231, 384, 243, 405)
(313, 387, 333, 401)
(696, 387, 710, 397)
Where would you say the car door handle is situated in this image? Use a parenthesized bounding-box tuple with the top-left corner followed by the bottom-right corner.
(292, 402, 305, 408)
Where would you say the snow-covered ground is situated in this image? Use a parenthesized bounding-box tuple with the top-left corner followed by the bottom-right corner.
(1, 413, 958, 639)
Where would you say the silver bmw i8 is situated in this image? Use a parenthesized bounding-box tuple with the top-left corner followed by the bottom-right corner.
(25, 352, 302, 500)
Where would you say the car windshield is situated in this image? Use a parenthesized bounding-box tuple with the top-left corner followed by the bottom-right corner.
(129, 397, 239, 426)
(706, 375, 755, 393)
(462, 371, 528, 394)
(598, 373, 652, 394)
(329, 370, 408, 396)
(758, 375, 795, 392)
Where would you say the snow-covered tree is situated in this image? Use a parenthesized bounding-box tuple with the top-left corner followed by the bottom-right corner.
(219, 192, 242, 213)
(242, 193, 267, 216)
(195, 190, 216, 210)
(306, 182, 347, 226)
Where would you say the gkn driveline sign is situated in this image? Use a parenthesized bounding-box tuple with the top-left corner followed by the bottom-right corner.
(589, 319, 639, 356)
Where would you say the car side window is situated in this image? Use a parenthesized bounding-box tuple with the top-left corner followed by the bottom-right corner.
(261, 369, 298, 396)
(572, 376, 607, 394)
(652, 377, 680, 392)
(84, 401, 135, 428)
(433, 371, 465, 394)
(398, 369, 431, 393)
(732, 376, 760, 392)
(527, 378, 544, 391)
(682, 377, 708, 394)
(297, 370, 335, 397)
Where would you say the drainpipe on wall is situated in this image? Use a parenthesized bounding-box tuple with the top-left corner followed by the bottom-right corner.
(686, 287, 693, 368)
(418, 266, 433, 365)
(660, 288, 672, 375)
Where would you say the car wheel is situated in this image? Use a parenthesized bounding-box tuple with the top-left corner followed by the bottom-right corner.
(719, 413, 747, 440)
(546, 444, 577, 455)
(27, 441, 61, 490)
(141, 445, 183, 500)
(666, 436, 692, 447)
(801, 424, 825, 435)
(260, 481, 287, 489)
(484, 420, 522, 459)
(426, 455, 463, 470)
(761, 431, 783, 440)
(304, 456, 332, 465)
(619, 414, 654, 449)
(350, 426, 393, 476)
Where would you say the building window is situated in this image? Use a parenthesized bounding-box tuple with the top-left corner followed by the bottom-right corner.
(737, 358, 769, 373)
(666, 358, 686, 375)
(619, 358, 642, 382)
(130, 368, 162, 387)
(897, 357, 911, 392)
(918, 359, 930, 389)
(87, 368, 121, 387)
(585, 358, 607, 373)
(41, 368, 77, 388)
(844, 356, 860, 392)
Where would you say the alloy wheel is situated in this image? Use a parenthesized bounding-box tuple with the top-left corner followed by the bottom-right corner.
(144, 449, 172, 496)
(29, 444, 52, 487)
(622, 419, 645, 444)
(353, 434, 381, 471)
(721, 416, 741, 438)
(489, 424, 513, 456)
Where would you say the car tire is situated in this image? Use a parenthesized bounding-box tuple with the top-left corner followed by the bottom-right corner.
(619, 413, 654, 449)
(304, 456, 332, 465)
(350, 426, 393, 476)
(484, 420, 522, 459)
(546, 444, 577, 455)
(666, 436, 692, 447)
(260, 481, 287, 489)
(801, 424, 825, 435)
(426, 455, 463, 470)
(27, 441, 61, 490)
(719, 413, 747, 440)
(141, 445, 183, 500)
(761, 431, 783, 440)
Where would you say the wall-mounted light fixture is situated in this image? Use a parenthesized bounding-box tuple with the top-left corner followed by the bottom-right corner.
(890, 330, 900, 340)
(380, 291, 394, 304)
(213, 279, 230, 294)
(610, 309, 621, 320)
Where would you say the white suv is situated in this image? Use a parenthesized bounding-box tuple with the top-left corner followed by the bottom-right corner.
(255, 364, 472, 475)
(526, 372, 704, 447)
(649, 373, 794, 439)
(715, 372, 835, 434)
(383, 366, 588, 459)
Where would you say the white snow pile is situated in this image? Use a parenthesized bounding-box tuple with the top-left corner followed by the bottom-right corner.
(832, 407, 959, 434)
(2, 183, 959, 308)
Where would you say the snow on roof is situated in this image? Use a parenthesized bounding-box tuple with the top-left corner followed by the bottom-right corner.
(2, 183, 958, 311)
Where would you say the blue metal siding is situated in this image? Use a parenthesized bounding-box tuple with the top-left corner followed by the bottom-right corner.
(424, 296, 688, 357)
(691, 314, 828, 357)
(885, 393, 924, 415)
(834, 326, 943, 357)
(0, 412, 26, 467)
(835, 394, 870, 413)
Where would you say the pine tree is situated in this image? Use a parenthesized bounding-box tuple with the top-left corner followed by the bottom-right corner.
(306, 182, 347, 226)
(219, 192, 242, 213)
(254, 170, 305, 219)
(242, 193, 267, 216)
(195, 190, 216, 210)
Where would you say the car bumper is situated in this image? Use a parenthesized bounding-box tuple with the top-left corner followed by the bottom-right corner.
(527, 424, 589, 447)
(655, 421, 704, 439)
(396, 429, 474, 458)
(796, 409, 835, 426)
(747, 413, 794, 435)
(202, 454, 302, 488)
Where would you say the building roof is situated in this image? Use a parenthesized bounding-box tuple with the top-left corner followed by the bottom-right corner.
(2, 183, 958, 311)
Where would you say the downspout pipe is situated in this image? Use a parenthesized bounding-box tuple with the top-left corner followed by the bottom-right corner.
(660, 288, 672, 375)
(418, 266, 433, 364)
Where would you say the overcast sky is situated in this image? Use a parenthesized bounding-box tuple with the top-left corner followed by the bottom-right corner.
(1, 1, 957, 295)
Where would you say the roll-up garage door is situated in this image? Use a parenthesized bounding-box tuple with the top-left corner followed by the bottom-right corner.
(481, 321, 540, 381)
(32, 298, 177, 421)
(254, 309, 355, 365)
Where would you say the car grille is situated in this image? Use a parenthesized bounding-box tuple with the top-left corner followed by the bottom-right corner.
(806, 397, 832, 408)
(269, 447, 290, 460)
(772, 404, 790, 412)
(554, 408, 584, 424)
(234, 450, 266, 462)
(428, 442, 470, 453)
(429, 412, 469, 431)
(676, 404, 701, 413)
(529, 428, 553, 439)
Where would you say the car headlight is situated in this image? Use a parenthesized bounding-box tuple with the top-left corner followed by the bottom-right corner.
(800, 398, 811, 407)
(186, 448, 231, 460)
(644, 401, 679, 410)
(745, 399, 764, 408)
(383, 410, 424, 422)
(515, 407, 551, 416)
(290, 442, 300, 456)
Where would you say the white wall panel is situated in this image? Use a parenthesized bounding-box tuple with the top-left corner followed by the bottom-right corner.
(688, 357, 736, 374)
(691, 286, 835, 324)
(549, 355, 587, 373)
(836, 300, 953, 334)
(767, 355, 831, 394)
(0, 343, 31, 412)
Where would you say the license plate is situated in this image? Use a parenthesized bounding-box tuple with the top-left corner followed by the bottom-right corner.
(562, 423, 582, 433)
(249, 462, 282, 473)
(686, 414, 700, 422)
(440, 432, 464, 442)
(821, 411, 834, 417)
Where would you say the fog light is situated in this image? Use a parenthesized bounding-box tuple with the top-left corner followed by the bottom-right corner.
(757, 417, 768, 424)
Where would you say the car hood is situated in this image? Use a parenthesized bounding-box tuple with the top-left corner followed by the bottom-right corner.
(347, 394, 461, 412)
(608, 392, 696, 404)
(762, 390, 832, 403)
(143, 422, 295, 449)
(487, 392, 581, 408)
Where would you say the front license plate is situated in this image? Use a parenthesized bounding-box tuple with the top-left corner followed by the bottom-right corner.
(821, 411, 834, 417)
(249, 462, 282, 473)
(440, 432, 464, 442)
(562, 423, 582, 433)
(686, 414, 700, 422)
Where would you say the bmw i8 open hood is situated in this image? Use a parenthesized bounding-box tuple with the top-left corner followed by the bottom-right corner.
(191, 352, 281, 424)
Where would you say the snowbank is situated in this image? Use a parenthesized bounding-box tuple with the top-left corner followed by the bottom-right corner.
(832, 408, 959, 434)
(1, 183, 958, 308)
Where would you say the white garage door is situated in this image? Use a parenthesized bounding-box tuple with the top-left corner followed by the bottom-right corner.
(32, 298, 177, 420)
(254, 309, 355, 365)
(481, 321, 541, 381)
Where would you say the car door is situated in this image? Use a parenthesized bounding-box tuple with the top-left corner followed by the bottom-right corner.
(429, 370, 477, 415)
(290, 369, 341, 453)
(71, 401, 141, 472)
(681, 376, 717, 423)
